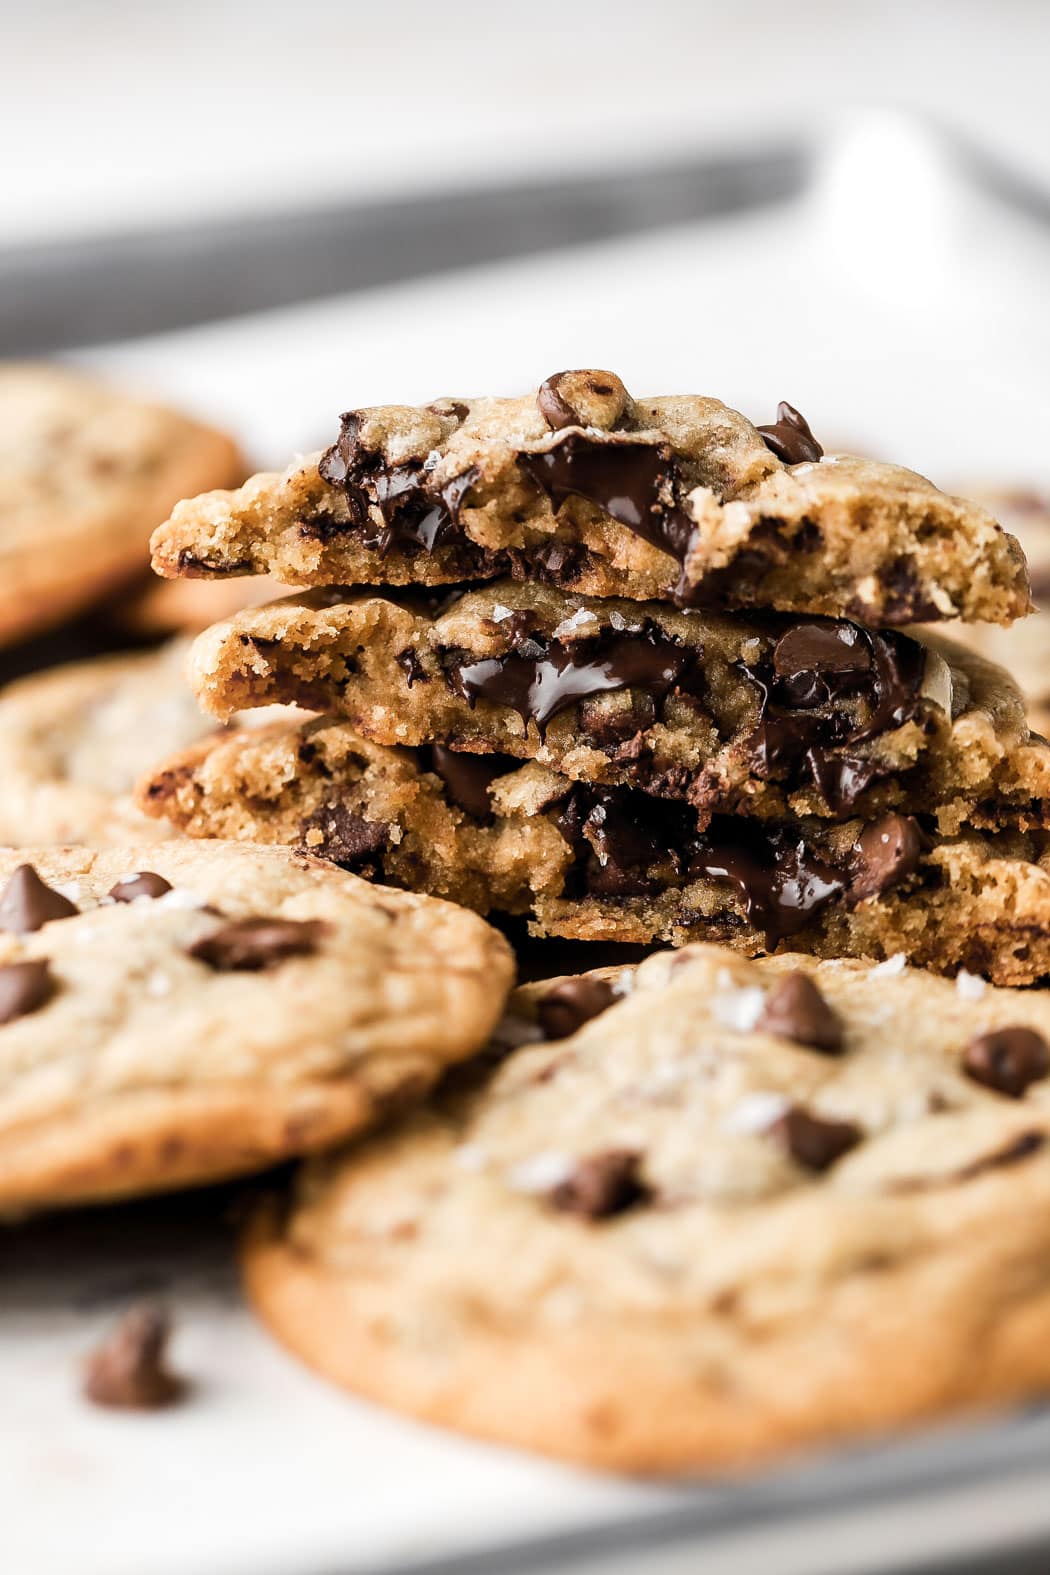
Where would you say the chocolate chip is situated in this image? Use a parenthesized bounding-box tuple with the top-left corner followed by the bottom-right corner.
(757, 401, 823, 464)
(963, 1027, 1050, 1098)
(84, 1304, 183, 1411)
(849, 813, 923, 902)
(299, 805, 389, 872)
(758, 971, 844, 1053)
(518, 432, 694, 560)
(0, 959, 54, 1025)
(772, 621, 870, 678)
(537, 976, 618, 1040)
(536, 370, 629, 432)
(189, 917, 330, 972)
(108, 872, 173, 903)
(0, 865, 79, 934)
(430, 745, 514, 819)
(446, 627, 687, 736)
(690, 824, 845, 946)
(548, 1149, 649, 1219)
(774, 1106, 861, 1171)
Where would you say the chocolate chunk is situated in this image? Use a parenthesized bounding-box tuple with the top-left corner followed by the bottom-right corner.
(446, 627, 687, 736)
(430, 745, 515, 819)
(874, 556, 943, 625)
(691, 824, 845, 946)
(963, 1027, 1050, 1098)
(757, 401, 823, 465)
(84, 1304, 183, 1411)
(537, 976, 618, 1040)
(549, 1149, 649, 1219)
(189, 917, 330, 971)
(772, 621, 870, 679)
(299, 805, 389, 872)
(758, 971, 844, 1053)
(850, 813, 923, 902)
(536, 370, 628, 432)
(0, 959, 54, 1025)
(553, 787, 691, 899)
(108, 872, 173, 903)
(519, 431, 693, 560)
(0, 865, 79, 934)
(774, 1106, 861, 1171)
(806, 751, 878, 815)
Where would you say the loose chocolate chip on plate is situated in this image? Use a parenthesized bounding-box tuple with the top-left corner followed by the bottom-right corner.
(0, 865, 79, 934)
(549, 1149, 650, 1219)
(108, 872, 173, 903)
(757, 401, 824, 465)
(537, 976, 619, 1040)
(774, 1106, 861, 1171)
(963, 1027, 1050, 1098)
(0, 959, 54, 1025)
(84, 1303, 183, 1411)
(189, 917, 330, 972)
(849, 813, 923, 902)
(758, 971, 844, 1053)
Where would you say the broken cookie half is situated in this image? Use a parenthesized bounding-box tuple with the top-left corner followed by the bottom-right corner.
(150, 372, 1030, 627)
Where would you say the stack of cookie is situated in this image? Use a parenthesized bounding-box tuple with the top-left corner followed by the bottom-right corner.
(143, 370, 1050, 984)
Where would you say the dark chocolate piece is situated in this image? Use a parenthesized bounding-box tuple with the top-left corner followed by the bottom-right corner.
(774, 1106, 861, 1171)
(537, 976, 618, 1040)
(396, 648, 428, 688)
(963, 1027, 1050, 1098)
(0, 865, 79, 934)
(84, 1304, 183, 1411)
(299, 805, 389, 872)
(758, 971, 844, 1053)
(756, 401, 823, 465)
(0, 958, 54, 1025)
(548, 1149, 649, 1219)
(189, 917, 330, 971)
(518, 431, 694, 560)
(446, 627, 687, 736)
(849, 813, 923, 902)
(430, 745, 515, 819)
(108, 872, 173, 903)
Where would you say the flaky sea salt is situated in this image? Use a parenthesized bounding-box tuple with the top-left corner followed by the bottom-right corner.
(452, 1144, 489, 1172)
(145, 971, 173, 998)
(154, 887, 210, 911)
(491, 1013, 545, 1048)
(505, 1151, 575, 1194)
(491, 604, 514, 622)
(723, 1091, 791, 1134)
(955, 969, 987, 1001)
(712, 985, 766, 1032)
(552, 608, 599, 638)
(871, 953, 907, 978)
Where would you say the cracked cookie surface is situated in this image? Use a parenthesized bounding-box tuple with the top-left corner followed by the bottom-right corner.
(183, 581, 1050, 833)
(244, 943, 1050, 1472)
(0, 363, 244, 646)
(0, 842, 512, 1211)
(150, 372, 1030, 626)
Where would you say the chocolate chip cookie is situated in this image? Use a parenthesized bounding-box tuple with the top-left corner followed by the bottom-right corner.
(0, 641, 228, 846)
(137, 713, 1050, 984)
(149, 372, 1030, 626)
(183, 582, 1050, 833)
(243, 943, 1050, 1472)
(0, 842, 512, 1211)
(0, 363, 244, 646)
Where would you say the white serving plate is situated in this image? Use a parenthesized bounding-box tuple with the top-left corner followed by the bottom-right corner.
(5, 112, 1050, 1575)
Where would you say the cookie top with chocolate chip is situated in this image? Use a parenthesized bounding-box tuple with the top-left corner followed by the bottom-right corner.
(149, 372, 1030, 627)
(0, 363, 244, 649)
(244, 943, 1050, 1474)
(182, 577, 1050, 835)
(0, 841, 512, 1212)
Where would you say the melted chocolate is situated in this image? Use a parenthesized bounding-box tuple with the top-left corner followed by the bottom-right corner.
(445, 628, 688, 736)
(739, 619, 926, 813)
(690, 824, 845, 946)
(518, 432, 694, 560)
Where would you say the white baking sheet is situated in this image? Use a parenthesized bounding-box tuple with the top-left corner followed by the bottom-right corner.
(6, 113, 1050, 1575)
